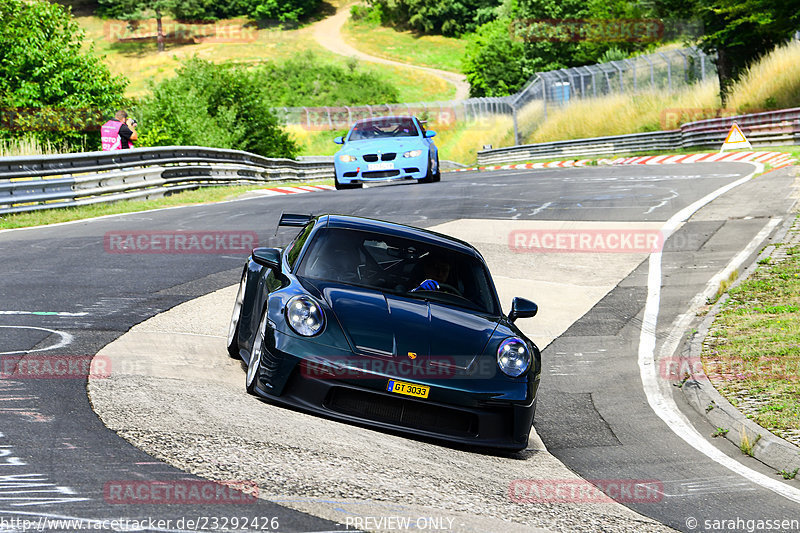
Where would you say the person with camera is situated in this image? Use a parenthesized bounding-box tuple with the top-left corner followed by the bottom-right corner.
(100, 110, 138, 151)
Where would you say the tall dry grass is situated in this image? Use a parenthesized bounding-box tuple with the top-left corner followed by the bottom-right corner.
(0, 136, 68, 157)
(526, 80, 720, 143)
(727, 40, 800, 113)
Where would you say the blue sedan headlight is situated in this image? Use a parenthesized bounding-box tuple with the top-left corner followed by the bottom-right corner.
(286, 295, 325, 336)
(403, 149, 423, 158)
(339, 154, 357, 162)
(497, 338, 530, 377)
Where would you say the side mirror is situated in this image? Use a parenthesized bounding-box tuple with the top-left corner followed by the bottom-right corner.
(508, 297, 537, 322)
(424, 130, 437, 138)
(334, 136, 345, 144)
(252, 247, 281, 270)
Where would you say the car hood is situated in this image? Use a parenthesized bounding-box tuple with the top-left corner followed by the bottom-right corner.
(339, 139, 425, 155)
(306, 280, 499, 366)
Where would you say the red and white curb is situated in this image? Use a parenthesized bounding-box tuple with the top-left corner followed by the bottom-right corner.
(449, 151, 797, 174)
(250, 184, 335, 196)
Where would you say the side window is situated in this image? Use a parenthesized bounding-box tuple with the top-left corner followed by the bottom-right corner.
(417, 119, 426, 137)
(286, 223, 314, 270)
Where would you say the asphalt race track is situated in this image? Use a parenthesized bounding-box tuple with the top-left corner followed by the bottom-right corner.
(0, 163, 798, 532)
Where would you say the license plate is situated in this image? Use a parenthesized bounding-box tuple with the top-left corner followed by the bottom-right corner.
(367, 162, 394, 171)
(387, 380, 429, 399)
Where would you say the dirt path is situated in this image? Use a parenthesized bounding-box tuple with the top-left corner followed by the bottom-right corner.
(311, 6, 470, 100)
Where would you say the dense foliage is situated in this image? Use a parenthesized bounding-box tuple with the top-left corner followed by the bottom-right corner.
(135, 58, 297, 157)
(135, 55, 398, 156)
(257, 53, 400, 106)
(98, 0, 321, 23)
(0, 0, 128, 149)
(364, 0, 503, 36)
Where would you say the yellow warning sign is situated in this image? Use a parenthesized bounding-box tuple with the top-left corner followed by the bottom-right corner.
(720, 123, 752, 152)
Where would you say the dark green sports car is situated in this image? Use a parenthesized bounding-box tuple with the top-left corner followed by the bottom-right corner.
(227, 214, 541, 450)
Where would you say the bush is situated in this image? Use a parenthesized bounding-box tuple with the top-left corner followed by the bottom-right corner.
(462, 18, 531, 97)
(0, 0, 128, 151)
(255, 52, 400, 106)
(136, 58, 297, 157)
(367, 0, 502, 36)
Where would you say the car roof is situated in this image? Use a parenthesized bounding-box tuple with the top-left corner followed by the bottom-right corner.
(353, 115, 418, 125)
(316, 214, 481, 258)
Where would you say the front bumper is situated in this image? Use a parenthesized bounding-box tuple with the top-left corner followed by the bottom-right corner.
(251, 333, 538, 451)
(334, 154, 427, 184)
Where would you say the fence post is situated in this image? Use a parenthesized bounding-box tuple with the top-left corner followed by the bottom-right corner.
(513, 104, 520, 146)
(658, 52, 672, 91)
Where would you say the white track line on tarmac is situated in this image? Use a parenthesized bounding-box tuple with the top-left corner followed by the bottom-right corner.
(638, 162, 800, 504)
(0, 326, 73, 355)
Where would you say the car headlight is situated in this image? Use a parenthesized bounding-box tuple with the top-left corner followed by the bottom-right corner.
(403, 149, 423, 158)
(286, 295, 325, 336)
(497, 338, 530, 377)
(339, 154, 357, 162)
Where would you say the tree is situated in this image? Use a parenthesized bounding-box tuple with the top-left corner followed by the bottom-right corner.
(654, 0, 800, 104)
(367, 0, 503, 36)
(462, 18, 531, 97)
(0, 0, 128, 148)
(98, 0, 178, 52)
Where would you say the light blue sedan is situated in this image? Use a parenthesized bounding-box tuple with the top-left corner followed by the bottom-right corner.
(333, 116, 440, 190)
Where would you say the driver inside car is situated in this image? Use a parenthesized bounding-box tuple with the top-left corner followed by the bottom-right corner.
(410, 256, 451, 292)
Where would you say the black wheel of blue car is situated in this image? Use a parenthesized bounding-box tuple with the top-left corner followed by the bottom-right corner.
(432, 155, 441, 182)
(226, 272, 246, 358)
(245, 309, 268, 394)
(335, 176, 362, 190)
(420, 154, 439, 183)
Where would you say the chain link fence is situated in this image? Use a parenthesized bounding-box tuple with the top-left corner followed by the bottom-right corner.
(275, 47, 717, 146)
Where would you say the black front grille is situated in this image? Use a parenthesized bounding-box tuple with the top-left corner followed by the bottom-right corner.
(362, 170, 400, 179)
(343, 171, 358, 177)
(362, 153, 396, 162)
(325, 387, 478, 436)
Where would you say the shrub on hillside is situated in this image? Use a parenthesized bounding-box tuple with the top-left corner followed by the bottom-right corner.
(136, 58, 297, 157)
(254, 53, 400, 106)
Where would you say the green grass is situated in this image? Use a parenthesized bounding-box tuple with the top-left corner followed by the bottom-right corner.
(76, 15, 453, 103)
(342, 18, 467, 73)
(701, 228, 800, 442)
(0, 180, 333, 230)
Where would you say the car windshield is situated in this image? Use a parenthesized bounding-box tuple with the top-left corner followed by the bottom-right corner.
(348, 118, 419, 141)
(295, 228, 500, 315)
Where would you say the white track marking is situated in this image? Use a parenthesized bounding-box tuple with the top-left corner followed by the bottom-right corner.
(0, 326, 73, 356)
(0, 311, 88, 317)
(637, 162, 800, 504)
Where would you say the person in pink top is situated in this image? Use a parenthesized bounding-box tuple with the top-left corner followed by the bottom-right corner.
(100, 110, 138, 151)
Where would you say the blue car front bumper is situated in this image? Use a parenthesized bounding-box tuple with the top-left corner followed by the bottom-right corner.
(334, 153, 428, 184)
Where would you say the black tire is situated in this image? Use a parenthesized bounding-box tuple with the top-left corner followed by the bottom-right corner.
(335, 176, 362, 190)
(226, 273, 246, 358)
(245, 308, 268, 394)
(432, 156, 441, 182)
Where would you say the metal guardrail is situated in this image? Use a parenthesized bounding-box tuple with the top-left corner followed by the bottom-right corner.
(0, 146, 333, 215)
(477, 108, 800, 165)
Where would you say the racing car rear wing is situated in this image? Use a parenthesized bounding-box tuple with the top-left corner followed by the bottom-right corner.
(277, 213, 313, 227)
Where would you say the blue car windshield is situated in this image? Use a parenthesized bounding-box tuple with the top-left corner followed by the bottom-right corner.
(296, 228, 500, 315)
(348, 118, 419, 141)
